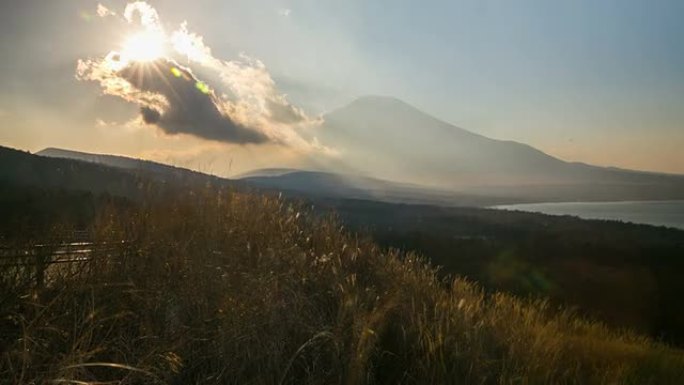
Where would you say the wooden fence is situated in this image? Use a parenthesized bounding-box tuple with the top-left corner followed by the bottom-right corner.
(0, 235, 131, 288)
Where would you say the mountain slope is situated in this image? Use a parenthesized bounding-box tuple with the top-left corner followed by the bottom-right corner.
(1, 146, 151, 199)
(4, 171, 684, 383)
(319, 96, 684, 200)
(6, 145, 684, 349)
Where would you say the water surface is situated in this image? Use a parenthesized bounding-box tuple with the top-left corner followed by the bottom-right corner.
(493, 200, 684, 230)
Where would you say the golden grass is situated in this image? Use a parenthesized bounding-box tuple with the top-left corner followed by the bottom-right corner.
(1, 187, 683, 384)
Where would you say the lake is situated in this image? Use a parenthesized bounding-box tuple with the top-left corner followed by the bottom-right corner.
(493, 200, 684, 230)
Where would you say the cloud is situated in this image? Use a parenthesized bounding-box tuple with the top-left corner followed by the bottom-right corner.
(96, 4, 116, 18)
(278, 8, 292, 17)
(121, 59, 268, 144)
(77, 1, 329, 152)
(123, 1, 160, 30)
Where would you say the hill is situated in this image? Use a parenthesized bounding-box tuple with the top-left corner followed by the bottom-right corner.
(4, 145, 684, 347)
(0, 145, 243, 236)
(36, 147, 230, 186)
(1, 146, 153, 200)
(319, 96, 684, 201)
(2, 173, 683, 383)
(312, 197, 684, 345)
(36, 147, 517, 206)
(36, 142, 684, 205)
(240, 169, 516, 206)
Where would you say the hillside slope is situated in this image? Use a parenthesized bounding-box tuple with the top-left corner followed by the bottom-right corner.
(2, 180, 683, 384)
(240, 169, 515, 206)
(37, 147, 517, 206)
(1, 146, 239, 201)
(40, 144, 684, 206)
(36, 147, 226, 184)
(6, 145, 684, 346)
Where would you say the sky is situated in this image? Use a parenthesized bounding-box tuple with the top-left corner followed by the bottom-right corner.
(0, 0, 682, 176)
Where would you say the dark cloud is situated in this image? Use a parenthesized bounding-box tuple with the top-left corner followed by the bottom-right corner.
(117, 58, 268, 144)
(140, 106, 160, 123)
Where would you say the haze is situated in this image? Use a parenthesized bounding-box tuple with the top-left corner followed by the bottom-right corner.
(1, 0, 682, 178)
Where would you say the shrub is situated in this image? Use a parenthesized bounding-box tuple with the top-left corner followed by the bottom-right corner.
(1, 188, 683, 384)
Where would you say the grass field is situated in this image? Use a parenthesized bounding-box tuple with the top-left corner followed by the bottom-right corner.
(2, 187, 683, 384)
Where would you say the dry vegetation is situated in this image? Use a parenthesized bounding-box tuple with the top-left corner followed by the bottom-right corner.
(1, 187, 683, 384)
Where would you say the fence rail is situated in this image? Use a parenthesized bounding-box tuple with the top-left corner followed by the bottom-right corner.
(0, 239, 132, 287)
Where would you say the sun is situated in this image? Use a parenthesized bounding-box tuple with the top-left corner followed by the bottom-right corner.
(120, 30, 166, 63)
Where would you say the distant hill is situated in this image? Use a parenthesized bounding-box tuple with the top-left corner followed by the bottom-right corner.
(37, 147, 516, 206)
(1, 146, 148, 199)
(240, 169, 517, 206)
(35, 145, 684, 205)
(236, 168, 306, 178)
(37, 147, 211, 181)
(0, 146, 236, 201)
(319, 96, 684, 201)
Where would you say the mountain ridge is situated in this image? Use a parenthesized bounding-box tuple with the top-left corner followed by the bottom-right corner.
(318, 95, 684, 194)
(34, 146, 511, 206)
(335, 95, 684, 177)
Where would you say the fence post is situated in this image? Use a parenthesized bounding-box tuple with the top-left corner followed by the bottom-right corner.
(35, 246, 49, 289)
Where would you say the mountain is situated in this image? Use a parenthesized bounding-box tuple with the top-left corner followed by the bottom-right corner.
(318, 96, 684, 200)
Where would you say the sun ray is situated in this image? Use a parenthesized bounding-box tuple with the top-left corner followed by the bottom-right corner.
(149, 60, 183, 103)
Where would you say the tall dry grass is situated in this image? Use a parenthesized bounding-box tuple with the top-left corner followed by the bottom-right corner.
(1, 187, 683, 384)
